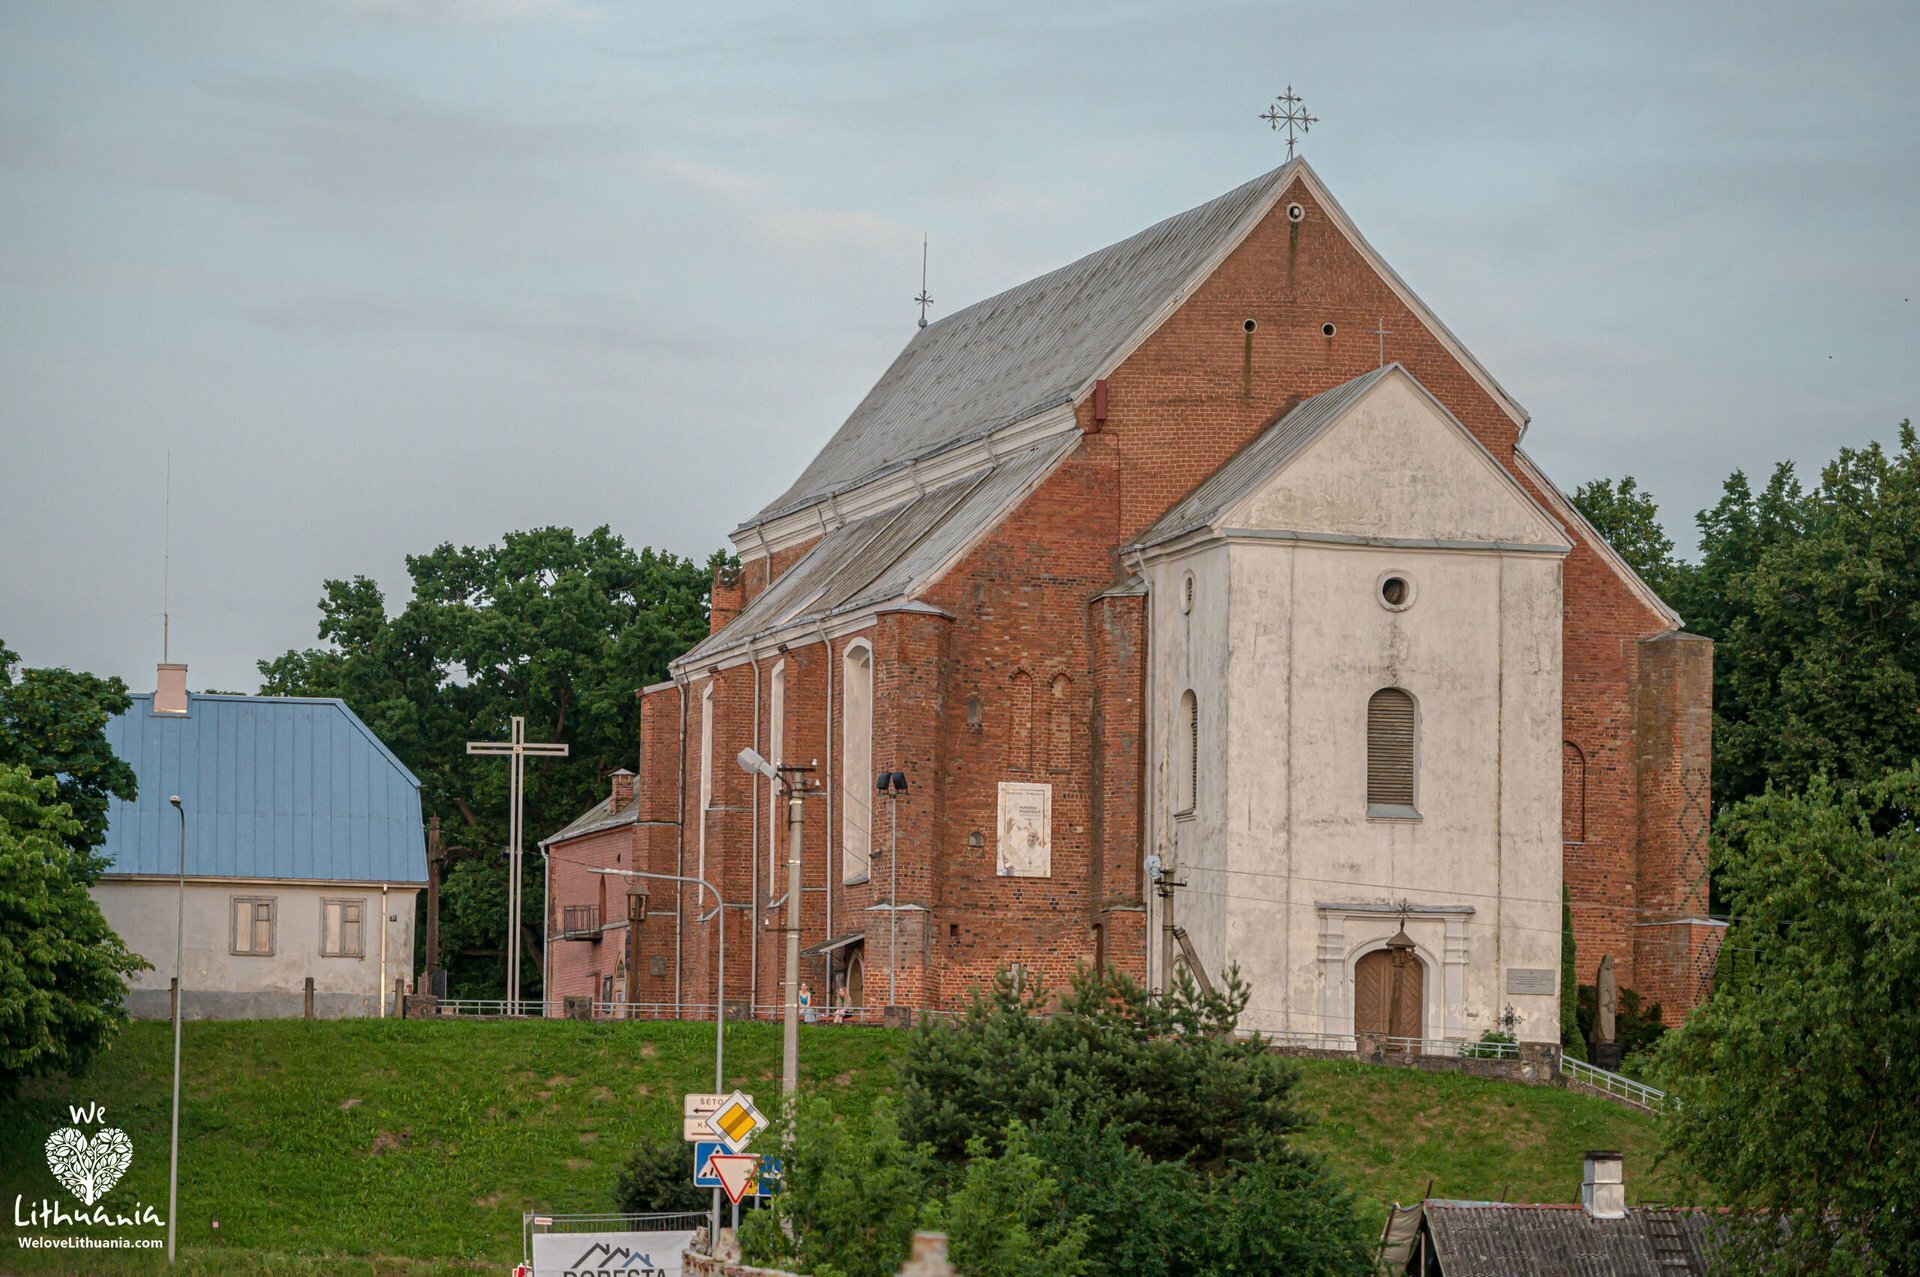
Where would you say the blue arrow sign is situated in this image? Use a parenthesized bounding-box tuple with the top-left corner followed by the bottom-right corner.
(694, 1142, 782, 1197)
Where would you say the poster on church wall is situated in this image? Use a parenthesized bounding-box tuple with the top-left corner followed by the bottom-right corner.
(997, 782, 1052, 878)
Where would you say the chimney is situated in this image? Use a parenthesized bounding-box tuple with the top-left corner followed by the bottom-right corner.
(610, 768, 636, 810)
(1581, 1151, 1626, 1219)
(154, 663, 189, 715)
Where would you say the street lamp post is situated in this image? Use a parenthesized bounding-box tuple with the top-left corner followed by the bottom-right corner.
(736, 750, 811, 1100)
(874, 772, 907, 1008)
(166, 796, 185, 1266)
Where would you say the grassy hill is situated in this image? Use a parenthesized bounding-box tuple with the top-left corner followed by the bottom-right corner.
(0, 1020, 1692, 1276)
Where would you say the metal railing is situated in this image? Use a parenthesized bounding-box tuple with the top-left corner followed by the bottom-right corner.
(559, 905, 604, 939)
(1560, 1054, 1666, 1111)
(523, 1210, 709, 1272)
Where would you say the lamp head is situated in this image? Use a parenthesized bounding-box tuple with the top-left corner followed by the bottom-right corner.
(168, 795, 182, 809)
(736, 748, 779, 781)
(891, 771, 908, 792)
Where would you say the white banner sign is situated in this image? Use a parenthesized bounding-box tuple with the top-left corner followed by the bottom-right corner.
(531, 1229, 696, 1276)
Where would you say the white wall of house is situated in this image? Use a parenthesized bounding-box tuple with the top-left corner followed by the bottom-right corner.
(95, 877, 420, 1019)
(1143, 371, 1568, 1044)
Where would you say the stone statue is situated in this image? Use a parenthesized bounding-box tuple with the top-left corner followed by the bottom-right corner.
(1596, 954, 1617, 1045)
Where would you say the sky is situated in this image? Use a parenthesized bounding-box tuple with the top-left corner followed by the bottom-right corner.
(2, 1, 1916, 693)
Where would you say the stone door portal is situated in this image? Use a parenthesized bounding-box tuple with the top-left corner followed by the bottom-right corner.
(1354, 948, 1424, 1043)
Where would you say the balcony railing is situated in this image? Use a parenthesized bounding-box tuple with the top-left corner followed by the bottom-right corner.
(559, 905, 604, 939)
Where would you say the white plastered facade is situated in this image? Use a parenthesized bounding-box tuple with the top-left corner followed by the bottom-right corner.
(1140, 370, 1570, 1044)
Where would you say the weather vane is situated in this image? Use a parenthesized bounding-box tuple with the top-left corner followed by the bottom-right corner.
(1260, 86, 1317, 159)
(915, 234, 934, 329)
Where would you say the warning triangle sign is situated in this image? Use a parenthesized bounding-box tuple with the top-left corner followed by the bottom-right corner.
(710, 1153, 759, 1204)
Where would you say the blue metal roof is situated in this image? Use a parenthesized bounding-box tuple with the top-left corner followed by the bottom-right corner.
(100, 693, 427, 884)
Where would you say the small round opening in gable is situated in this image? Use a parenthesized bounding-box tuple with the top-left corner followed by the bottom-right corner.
(1321, 322, 1337, 338)
(1243, 318, 1257, 333)
(1286, 202, 1306, 223)
(1377, 573, 1414, 611)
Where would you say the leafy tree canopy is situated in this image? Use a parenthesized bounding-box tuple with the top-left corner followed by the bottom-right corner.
(257, 527, 724, 997)
(1655, 766, 1920, 1276)
(0, 765, 149, 1093)
(1569, 475, 1684, 602)
(0, 640, 136, 871)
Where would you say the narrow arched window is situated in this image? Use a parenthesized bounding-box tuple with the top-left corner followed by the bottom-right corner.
(1366, 688, 1417, 815)
(1048, 674, 1073, 773)
(841, 642, 874, 884)
(1176, 689, 1198, 815)
(1008, 669, 1034, 772)
(1562, 741, 1586, 843)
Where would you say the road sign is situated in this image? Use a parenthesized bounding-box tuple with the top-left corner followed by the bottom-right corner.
(693, 1142, 782, 1197)
(703, 1090, 767, 1153)
(709, 1153, 760, 1205)
(682, 1093, 726, 1142)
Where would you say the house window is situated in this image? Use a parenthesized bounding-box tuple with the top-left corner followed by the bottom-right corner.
(1367, 688, 1419, 816)
(841, 641, 874, 884)
(320, 898, 365, 957)
(1176, 689, 1198, 816)
(1562, 741, 1587, 843)
(231, 896, 275, 956)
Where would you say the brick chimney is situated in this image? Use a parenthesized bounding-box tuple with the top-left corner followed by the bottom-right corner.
(709, 563, 744, 635)
(154, 663, 189, 715)
(1581, 1151, 1626, 1219)
(610, 768, 636, 810)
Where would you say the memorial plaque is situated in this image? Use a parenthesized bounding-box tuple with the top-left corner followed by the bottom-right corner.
(1505, 967, 1557, 996)
(996, 782, 1052, 878)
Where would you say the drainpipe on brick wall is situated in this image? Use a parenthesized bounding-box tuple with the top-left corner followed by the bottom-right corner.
(540, 847, 551, 1016)
(673, 673, 689, 1017)
(817, 622, 835, 959)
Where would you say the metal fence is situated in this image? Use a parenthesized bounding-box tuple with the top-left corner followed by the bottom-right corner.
(1560, 1054, 1666, 1111)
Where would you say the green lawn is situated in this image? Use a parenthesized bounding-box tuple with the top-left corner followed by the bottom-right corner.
(1, 1021, 1686, 1275)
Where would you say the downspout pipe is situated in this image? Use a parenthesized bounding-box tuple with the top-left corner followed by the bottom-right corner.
(540, 846, 551, 1016)
(817, 621, 835, 967)
(673, 672, 688, 1017)
(747, 642, 762, 1019)
(380, 881, 389, 1017)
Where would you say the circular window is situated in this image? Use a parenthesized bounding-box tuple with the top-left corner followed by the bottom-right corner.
(1321, 322, 1337, 338)
(1286, 202, 1306, 223)
(1243, 318, 1257, 333)
(1377, 572, 1414, 611)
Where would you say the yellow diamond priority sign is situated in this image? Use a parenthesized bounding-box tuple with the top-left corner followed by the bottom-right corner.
(704, 1090, 767, 1153)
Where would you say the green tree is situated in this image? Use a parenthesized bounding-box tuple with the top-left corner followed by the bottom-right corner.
(0, 765, 148, 1092)
(936, 1122, 1087, 1277)
(1559, 883, 1583, 1062)
(612, 1133, 709, 1214)
(258, 527, 724, 997)
(898, 965, 1301, 1170)
(1654, 766, 1920, 1276)
(1682, 426, 1920, 809)
(1200, 1152, 1373, 1276)
(1568, 475, 1685, 602)
(738, 1097, 935, 1277)
(0, 641, 136, 871)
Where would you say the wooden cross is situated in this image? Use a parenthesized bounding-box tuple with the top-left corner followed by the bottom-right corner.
(467, 715, 568, 1013)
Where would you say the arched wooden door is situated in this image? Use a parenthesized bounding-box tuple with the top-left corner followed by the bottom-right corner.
(1354, 949, 1425, 1043)
(846, 953, 865, 1012)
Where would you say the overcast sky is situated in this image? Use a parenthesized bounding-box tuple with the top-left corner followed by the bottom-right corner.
(3, 1, 1915, 693)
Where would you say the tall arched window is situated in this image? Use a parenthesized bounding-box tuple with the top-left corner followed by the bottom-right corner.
(1048, 674, 1073, 773)
(698, 682, 715, 875)
(1562, 741, 1586, 843)
(1176, 689, 1198, 815)
(1366, 688, 1418, 815)
(768, 661, 786, 887)
(841, 642, 874, 884)
(1008, 669, 1034, 773)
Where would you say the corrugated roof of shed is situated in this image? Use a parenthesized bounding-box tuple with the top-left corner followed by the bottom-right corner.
(101, 693, 427, 884)
(745, 162, 1303, 527)
(1422, 1204, 1715, 1277)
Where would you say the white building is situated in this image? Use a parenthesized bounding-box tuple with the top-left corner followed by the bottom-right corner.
(1127, 366, 1569, 1044)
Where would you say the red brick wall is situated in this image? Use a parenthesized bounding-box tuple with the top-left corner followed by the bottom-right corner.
(582, 171, 1713, 1023)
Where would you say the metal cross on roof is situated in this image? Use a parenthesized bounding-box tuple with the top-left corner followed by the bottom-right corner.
(1260, 86, 1317, 159)
(467, 715, 568, 1014)
(915, 234, 934, 329)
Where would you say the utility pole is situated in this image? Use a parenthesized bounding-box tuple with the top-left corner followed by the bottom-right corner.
(736, 748, 816, 1098)
(166, 796, 185, 1266)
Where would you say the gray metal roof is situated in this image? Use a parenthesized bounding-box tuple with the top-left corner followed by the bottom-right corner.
(1127, 364, 1399, 550)
(684, 436, 1074, 665)
(541, 793, 639, 847)
(745, 161, 1302, 528)
(1417, 1204, 1716, 1277)
(102, 693, 426, 884)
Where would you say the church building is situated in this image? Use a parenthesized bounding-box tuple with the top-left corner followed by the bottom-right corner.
(545, 158, 1715, 1048)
